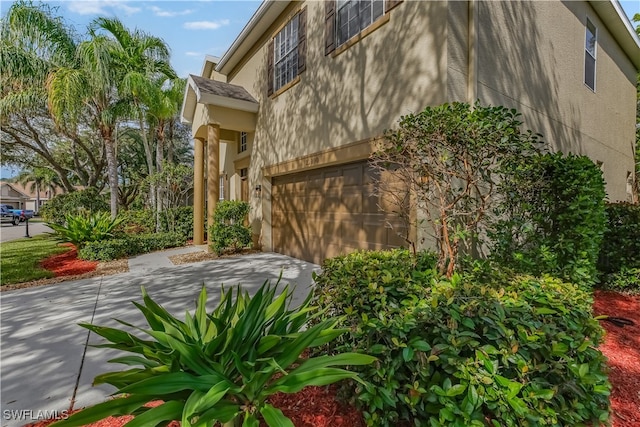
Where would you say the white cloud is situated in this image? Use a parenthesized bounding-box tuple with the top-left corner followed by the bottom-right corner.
(183, 19, 230, 30)
(150, 6, 193, 18)
(67, 1, 141, 16)
(185, 51, 202, 57)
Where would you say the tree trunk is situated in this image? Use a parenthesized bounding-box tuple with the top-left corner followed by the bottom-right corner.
(137, 108, 156, 214)
(155, 122, 166, 232)
(103, 132, 119, 218)
(35, 182, 41, 215)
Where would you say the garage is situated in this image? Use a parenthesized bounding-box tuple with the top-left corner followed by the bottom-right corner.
(271, 160, 407, 264)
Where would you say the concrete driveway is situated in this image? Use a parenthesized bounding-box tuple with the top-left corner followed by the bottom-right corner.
(0, 222, 52, 243)
(0, 250, 318, 427)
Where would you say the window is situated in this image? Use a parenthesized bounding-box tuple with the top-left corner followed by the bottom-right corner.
(219, 175, 225, 201)
(239, 132, 247, 153)
(584, 18, 596, 91)
(337, 0, 384, 46)
(325, 0, 401, 55)
(267, 8, 307, 96)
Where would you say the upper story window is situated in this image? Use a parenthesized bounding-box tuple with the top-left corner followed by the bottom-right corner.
(267, 8, 307, 96)
(584, 18, 597, 91)
(337, 0, 384, 46)
(325, 0, 402, 55)
(239, 132, 247, 153)
(219, 175, 225, 201)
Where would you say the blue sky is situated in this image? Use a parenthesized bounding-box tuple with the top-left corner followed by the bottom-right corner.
(1, 0, 639, 178)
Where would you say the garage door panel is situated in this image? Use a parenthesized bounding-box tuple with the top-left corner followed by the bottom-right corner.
(272, 161, 407, 263)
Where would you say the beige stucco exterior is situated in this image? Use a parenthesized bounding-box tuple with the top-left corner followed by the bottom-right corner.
(182, 0, 639, 255)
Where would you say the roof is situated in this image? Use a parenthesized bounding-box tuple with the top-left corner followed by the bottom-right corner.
(590, 0, 640, 69)
(216, 0, 640, 74)
(0, 182, 30, 199)
(216, 1, 290, 75)
(181, 74, 259, 124)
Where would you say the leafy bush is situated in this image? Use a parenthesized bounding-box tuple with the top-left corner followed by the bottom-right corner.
(209, 201, 251, 255)
(490, 152, 607, 288)
(312, 249, 610, 427)
(115, 209, 155, 235)
(371, 102, 541, 275)
(79, 232, 186, 261)
(53, 282, 375, 427)
(598, 202, 640, 274)
(47, 212, 123, 248)
(40, 188, 109, 225)
(160, 205, 194, 239)
(599, 267, 640, 295)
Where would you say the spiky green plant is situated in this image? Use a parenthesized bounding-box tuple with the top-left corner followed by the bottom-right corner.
(47, 211, 123, 248)
(52, 281, 375, 427)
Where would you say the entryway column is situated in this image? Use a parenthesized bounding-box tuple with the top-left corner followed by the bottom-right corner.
(207, 124, 220, 233)
(193, 137, 205, 245)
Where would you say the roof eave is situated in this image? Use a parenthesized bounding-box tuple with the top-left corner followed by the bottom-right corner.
(216, 0, 291, 75)
(590, 0, 640, 70)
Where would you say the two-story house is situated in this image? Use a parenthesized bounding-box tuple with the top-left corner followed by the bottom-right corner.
(181, 0, 640, 264)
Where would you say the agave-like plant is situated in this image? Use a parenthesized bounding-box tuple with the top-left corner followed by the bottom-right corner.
(47, 212, 123, 248)
(52, 281, 375, 427)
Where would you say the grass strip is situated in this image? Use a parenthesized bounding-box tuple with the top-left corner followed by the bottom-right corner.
(0, 235, 70, 286)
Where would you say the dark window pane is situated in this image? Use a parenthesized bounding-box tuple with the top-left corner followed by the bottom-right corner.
(585, 54, 595, 90)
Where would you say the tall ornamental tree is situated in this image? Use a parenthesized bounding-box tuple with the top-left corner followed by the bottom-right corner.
(371, 102, 541, 276)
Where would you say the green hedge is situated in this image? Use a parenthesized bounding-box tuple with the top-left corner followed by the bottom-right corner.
(209, 201, 251, 255)
(312, 249, 610, 427)
(79, 232, 187, 261)
(40, 188, 109, 225)
(490, 152, 607, 288)
(598, 202, 640, 274)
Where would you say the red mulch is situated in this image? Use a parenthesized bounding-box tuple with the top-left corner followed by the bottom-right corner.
(22, 291, 639, 427)
(593, 290, 640, 427)
(261, 384, 365, 427)
(39, 243, 97, 277)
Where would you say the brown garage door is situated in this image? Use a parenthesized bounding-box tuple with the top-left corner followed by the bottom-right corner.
(272, 161, 406, 264)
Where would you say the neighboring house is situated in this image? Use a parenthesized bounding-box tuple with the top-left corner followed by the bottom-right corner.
(0, 182, 30, 210)
(10, 181, 60, 214)
(181, 0, 640, 264)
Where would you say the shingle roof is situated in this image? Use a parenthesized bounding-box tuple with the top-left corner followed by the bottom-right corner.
(189, 75, 258, 104)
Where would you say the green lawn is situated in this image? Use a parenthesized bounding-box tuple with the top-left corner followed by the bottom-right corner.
(0, 235, 70, 286)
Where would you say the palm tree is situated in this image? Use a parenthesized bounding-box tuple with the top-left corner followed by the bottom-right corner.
(14, 167, 62, 213)
(90, 17, 176, 214)
(146, 77, 187, 217)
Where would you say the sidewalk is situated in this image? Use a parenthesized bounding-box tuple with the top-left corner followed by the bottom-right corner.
(0, 248, 318, 427)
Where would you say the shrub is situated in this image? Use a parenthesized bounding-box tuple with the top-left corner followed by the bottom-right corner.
(312, 250, 610, 427)
(371, 102, 541, 275)
(598, 202, 640, 274)
(53, 282, 375, 427)
(159, 205, 194, 239)
(490, 152, 607, 288)
(599, 267, 640, 295)
(47, 212, 123, 248)
(209, 201, 252, 255)
(79, 232, 186, 261)
(116, 209, 155, 235)
(40, 188, 109, 225)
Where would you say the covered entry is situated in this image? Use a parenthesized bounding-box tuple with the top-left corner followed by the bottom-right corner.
(271, 160, 406, 264)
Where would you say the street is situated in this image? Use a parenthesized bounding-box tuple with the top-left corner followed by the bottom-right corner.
(0, 221, 52, 243)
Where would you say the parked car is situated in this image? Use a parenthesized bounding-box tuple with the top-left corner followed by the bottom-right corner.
(0, 204, 34, 221)
(0, 206, 20, 226)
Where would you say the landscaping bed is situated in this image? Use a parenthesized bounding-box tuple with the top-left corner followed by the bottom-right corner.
(593, 290, 640, 427)
(22, 291, 639, 427)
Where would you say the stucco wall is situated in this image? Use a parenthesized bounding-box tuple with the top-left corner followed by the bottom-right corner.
(237, 0, 448, 163)
(470, 0, 636, 202)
